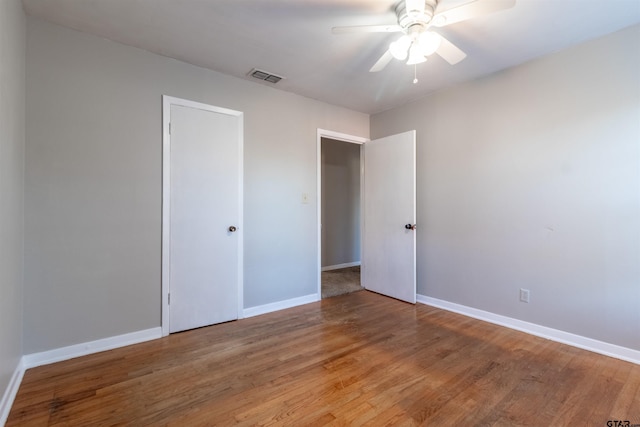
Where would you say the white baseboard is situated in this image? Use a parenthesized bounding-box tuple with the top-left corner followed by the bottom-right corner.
(321, 262, 360, 272)
(0, 357, 25, 427)
(243, 293, 319, 318)
(417, 294, 640, 365)
(22, 327, 162, 370)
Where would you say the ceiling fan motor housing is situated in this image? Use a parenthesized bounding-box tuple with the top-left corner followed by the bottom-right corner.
(396, 0, 437, 31)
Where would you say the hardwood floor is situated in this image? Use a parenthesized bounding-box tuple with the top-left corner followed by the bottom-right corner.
(8, 291, 640, 426)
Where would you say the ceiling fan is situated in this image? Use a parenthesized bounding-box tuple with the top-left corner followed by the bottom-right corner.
(332, 0, 516, 73)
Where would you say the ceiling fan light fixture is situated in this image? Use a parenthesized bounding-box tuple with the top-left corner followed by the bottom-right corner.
(418, 31, 441, 56)
(406, 42, 427, 65)
(389, 35, 411, 60)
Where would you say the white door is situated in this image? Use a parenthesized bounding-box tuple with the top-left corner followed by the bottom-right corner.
(362, 130, 416, 303)
(164, 98, 243, 334)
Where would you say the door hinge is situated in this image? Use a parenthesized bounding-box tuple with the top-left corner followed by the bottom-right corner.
(168, 122, 171, 135)
(168, 293, 171, 305)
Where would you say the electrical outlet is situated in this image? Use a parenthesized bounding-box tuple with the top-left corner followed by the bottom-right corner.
(519, 288, 530, 303)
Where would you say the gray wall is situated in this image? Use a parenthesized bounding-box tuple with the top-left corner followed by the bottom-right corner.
(0, 0, 25, 403)
(321, 138, 361, 268)
(25, 18, 368, 353)
(371, 24, 640, 351)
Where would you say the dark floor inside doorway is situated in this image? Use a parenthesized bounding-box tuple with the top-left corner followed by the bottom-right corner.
(321, 266, 363, 298)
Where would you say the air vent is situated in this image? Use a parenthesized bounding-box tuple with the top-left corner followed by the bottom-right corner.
(249, 68, 284, 84)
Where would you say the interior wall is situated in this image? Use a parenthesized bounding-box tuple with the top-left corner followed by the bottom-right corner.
(321, 138, 361, 268)
(0, 0, 25, 404)
(371, 24, 640, 351)
(24, 17, 369, 354)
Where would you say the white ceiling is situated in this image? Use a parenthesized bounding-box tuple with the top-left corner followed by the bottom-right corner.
(22, 0, 640, 114)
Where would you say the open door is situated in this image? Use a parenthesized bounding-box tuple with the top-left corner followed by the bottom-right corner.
(362, 130, 416, 303)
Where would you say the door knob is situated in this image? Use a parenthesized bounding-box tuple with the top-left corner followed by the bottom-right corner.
(228, 226, 237, 232)
(405, 224, 417, 230)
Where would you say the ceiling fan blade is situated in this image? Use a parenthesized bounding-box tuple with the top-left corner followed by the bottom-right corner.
(435, 35, 467, 65)
(332, 24, 402, 34)
(369, 50, 394, 72)
(432, 0, 516, 27)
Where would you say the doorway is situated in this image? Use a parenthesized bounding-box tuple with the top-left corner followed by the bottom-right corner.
(317, 130, 367, 299)
(162, 96, 244, 336)
(316, 128, 417, 304)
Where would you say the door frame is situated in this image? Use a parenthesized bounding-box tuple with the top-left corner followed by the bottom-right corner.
(316, 129, 368, 298)
(162, 95, 244, 336)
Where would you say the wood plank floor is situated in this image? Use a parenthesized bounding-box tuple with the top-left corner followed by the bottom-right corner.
(8, 291, 640, 426)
